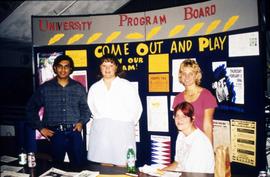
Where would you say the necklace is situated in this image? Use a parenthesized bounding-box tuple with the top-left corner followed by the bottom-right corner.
(185, 90, 197, 97)
(185, 87, 200, 98)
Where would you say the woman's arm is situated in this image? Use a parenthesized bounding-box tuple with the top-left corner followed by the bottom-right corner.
(203, 108, 215, 144)
(162, 162, 179, 171)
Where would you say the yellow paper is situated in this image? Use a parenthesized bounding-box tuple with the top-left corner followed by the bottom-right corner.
(65, 50, 87, 67)
(230, 119, 256, 166)
(149, 74, 169, 92)
(148, 54, 169, 73)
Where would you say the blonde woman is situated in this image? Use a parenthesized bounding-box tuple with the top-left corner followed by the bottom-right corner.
(172, 59, 217, 143)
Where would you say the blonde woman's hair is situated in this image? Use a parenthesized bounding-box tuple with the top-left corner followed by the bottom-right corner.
(179, 59, 202, 85)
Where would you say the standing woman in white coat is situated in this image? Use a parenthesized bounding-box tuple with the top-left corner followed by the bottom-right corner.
(87, 55, 143, 167)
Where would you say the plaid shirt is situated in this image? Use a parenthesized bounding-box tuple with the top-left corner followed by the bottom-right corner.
(26, 77, 91, 130)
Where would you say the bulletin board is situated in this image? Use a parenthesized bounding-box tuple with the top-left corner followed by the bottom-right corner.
(32, 0, 266, 175)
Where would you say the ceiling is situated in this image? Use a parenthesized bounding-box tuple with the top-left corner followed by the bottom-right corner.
(0, 1, 131, 51)
(0, 0, 209, 51)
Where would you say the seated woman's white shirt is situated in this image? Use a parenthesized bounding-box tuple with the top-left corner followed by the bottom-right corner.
(174, 129, 215, 173)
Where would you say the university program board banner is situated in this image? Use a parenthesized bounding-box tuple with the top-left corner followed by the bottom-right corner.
(32, 0, 258, 46)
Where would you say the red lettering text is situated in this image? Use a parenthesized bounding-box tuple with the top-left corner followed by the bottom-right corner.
(39, 20, 92, 32)
(184, 4, 216, 20)
(119, 14, 167, 26)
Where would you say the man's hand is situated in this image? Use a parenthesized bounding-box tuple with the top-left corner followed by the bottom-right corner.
(73, 122, 83, 132)
(40, 128, 55, 140)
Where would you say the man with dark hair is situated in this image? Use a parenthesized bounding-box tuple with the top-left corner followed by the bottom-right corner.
(26, 54, 91, 168)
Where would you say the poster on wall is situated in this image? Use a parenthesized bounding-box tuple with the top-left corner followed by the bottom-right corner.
(65, 50, 88, 67)
(70, 70, 88, 91)
(231, 119, 256, 166)
(37, 52, 62, 84)
(150, 135, 171, 166)
(211, 61, 234, 104)
(211, 61, 245, 113)
(227, 67, 244, 104)
(147, 96, 169, 132)
(149, 74, 169, 92)
(213, 120, 231, 158)
(229, 32, 259, 57)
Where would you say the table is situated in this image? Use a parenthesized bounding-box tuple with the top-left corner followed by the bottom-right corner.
(0, 156, 255, 177)
(138, 171, 213, 177)
(1, 159, 215, 177)
(39, 162, 216, 177)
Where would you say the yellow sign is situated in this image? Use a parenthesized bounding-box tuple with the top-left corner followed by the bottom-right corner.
(149, 74, 169, 92)
(65, 50, 88, 67)
(148, 54, 169, 73)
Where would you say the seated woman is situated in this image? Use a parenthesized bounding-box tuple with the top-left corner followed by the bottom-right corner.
(163, 101, 215, 173)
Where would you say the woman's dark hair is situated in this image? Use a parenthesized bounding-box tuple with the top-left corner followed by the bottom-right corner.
(53, 54, 74, 74)
(173, 101, 194, 120)
(97, 55, 125, 78)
